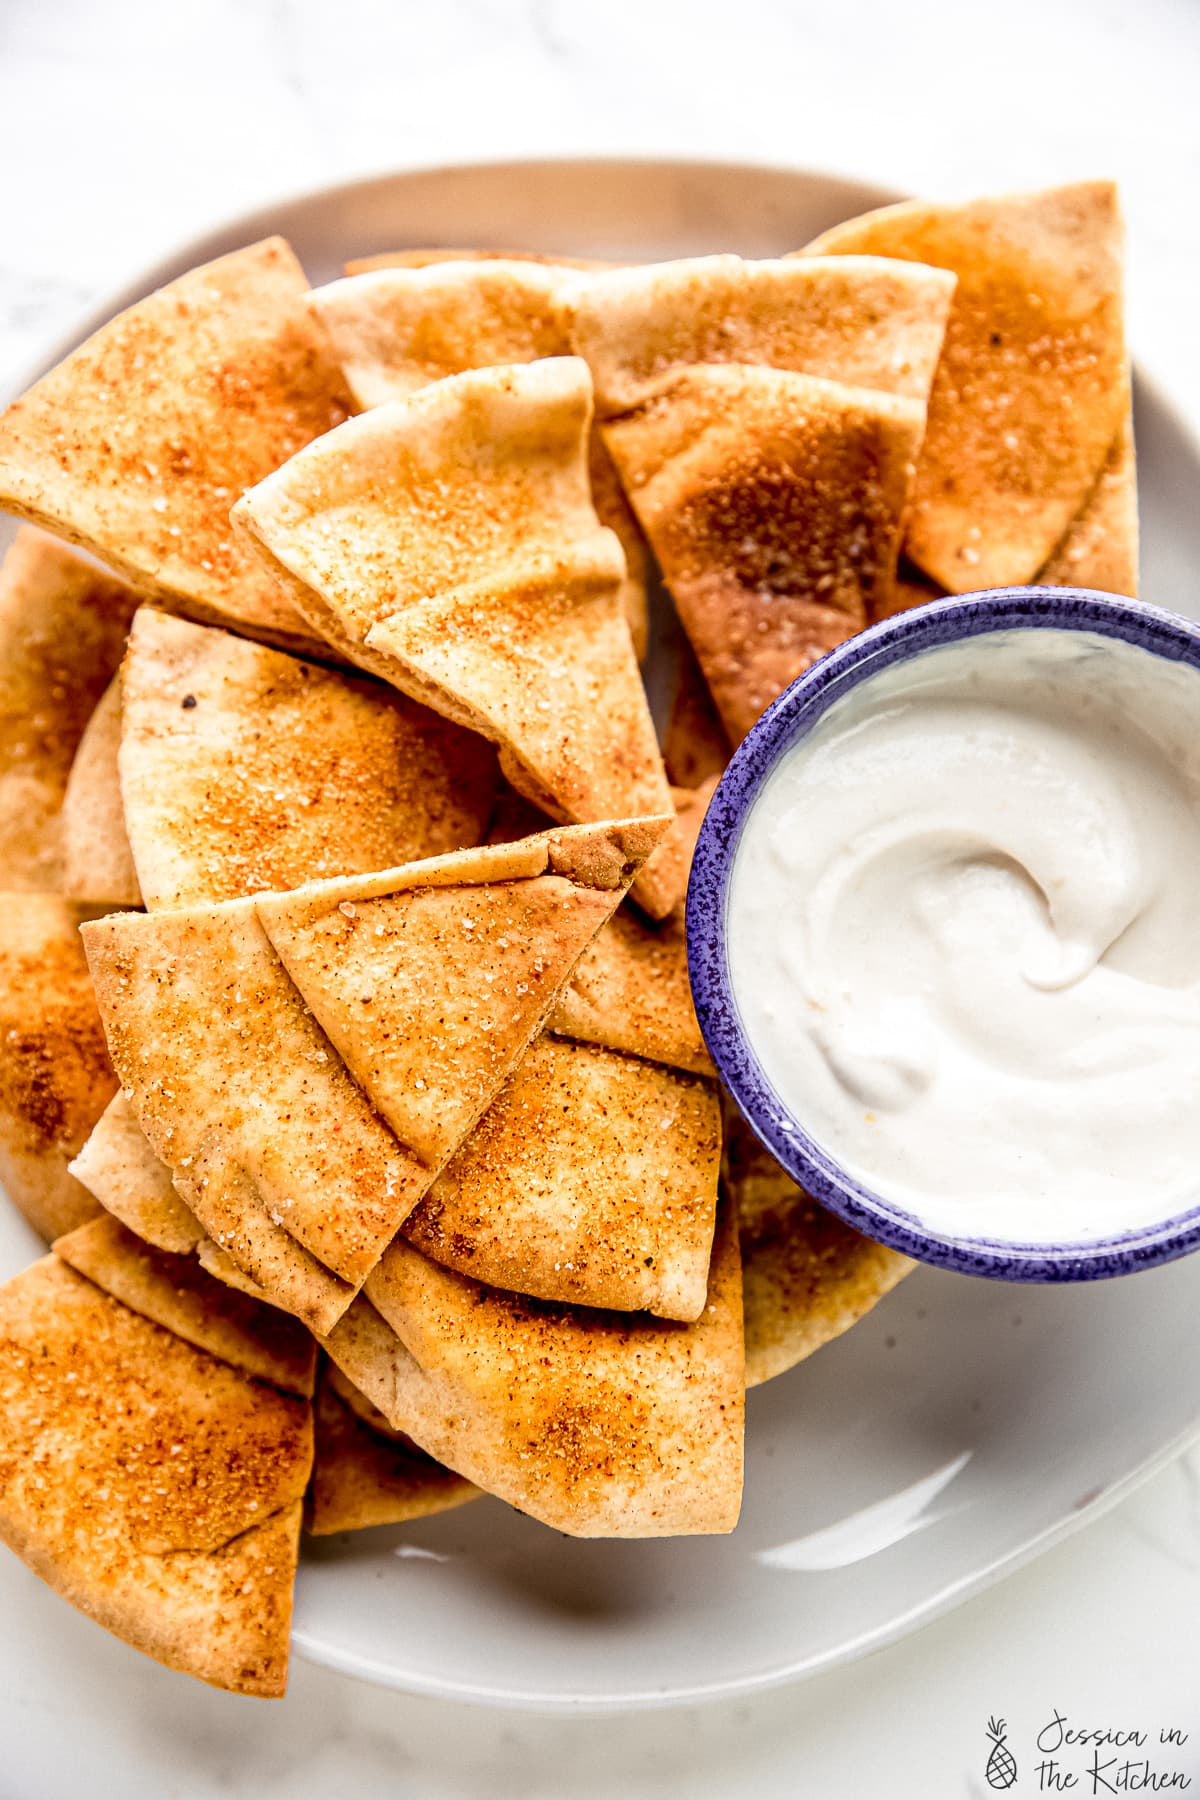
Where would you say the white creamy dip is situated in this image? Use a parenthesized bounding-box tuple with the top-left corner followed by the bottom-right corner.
(726, 627, 1200, 1244)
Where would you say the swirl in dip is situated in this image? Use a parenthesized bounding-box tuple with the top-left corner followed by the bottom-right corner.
(726, 627, 1200, 1244)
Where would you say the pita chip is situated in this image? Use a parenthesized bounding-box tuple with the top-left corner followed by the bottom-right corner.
(0, 528, 138, 891)
(549, 780, 717, 1077)
(1038, 402, 1138, 596)
(569, 260, 950, 743)
(82, 820, 665, 1330)
(61, 677, 142, 906)
(0, 895, 115, 1240)
(0, 239, 353, 653)
(327, 1202, 743, 1537)
(724, 1105, 912, 1388)
(662, 638, 730, 790)
(0, 1252, 311, 1694)
(233, 359, 680, 917)
(307, 1363, 477, 1536)
(403, 1034, 721, 1318)
(345, 248, 606, 275)
(308, 263, 649, 653)
(804, 182, 1127, 591)
(118, 608, 496, 910)
(54, 1215, 316, 1396)
(69, 1093, 202, 1255)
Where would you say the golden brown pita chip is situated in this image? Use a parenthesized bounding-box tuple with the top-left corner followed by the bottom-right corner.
(69, 1093, 202, 1255)
(0, 529, 138, 891)
(603, 365, 926, 743)
(724, 1106, 912, 1388)
(332, 1204, 743, 1537)
(0, 1254, 311, 1694)
(345, 249, 606, 275)
(233, 360, 679, 917)
(119, 608, 496, 909)
(256, 820, 665, 1170)
(871, 558, 944, 622)
(804, 183, 1127, 591)
(549, 780, 717, 1077)
(61, 677, 142, 907)
(0, 239, 353, 653)
(83, 821, 664, 1330)
(662, 637, 730, 789)
(54, 1215, 316, 1396)
(308, 264, 649, 653)
(403, 1035, 720, 1319)
(306, 1364, 477, 1536)
(570, 254, 955, 415)
(0, 896, 115, 1239)
(1039, 403, 1138, 595)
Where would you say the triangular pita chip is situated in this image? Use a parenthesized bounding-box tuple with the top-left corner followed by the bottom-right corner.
(119, 608, 496, 909)
(570, 254, 955, 415)
(0, 895, 115, 1239)
(602, 364, 926, 743)
(569, 256, 951, 743)
(54, 1214, 316, 1396)
(403, 1034, 721, 1319)
(0, 239, 353, 653)
(255, 819, 665, 1169)
(1038, 402, 1138, 595)
(326, 1204, 743, 1537)
(549, 779, 717, 1076)
(69, 1093, 202, 1255)
(803, 182, 1127, 590)
(724, 1105, 912, 1388)
(82, 821, 664, 1330)
(61, 676, 142, 906)
(306, 1363, 477, 1536)
(0, 528, 138, 891)
(662, 637, 730, 790)
(0, 1253, 311, 1694)
(308, 263, 649, 653)
(233, 359, 679, 917)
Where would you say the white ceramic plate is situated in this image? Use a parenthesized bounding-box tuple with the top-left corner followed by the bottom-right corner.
(5, 158, 1200, 1713)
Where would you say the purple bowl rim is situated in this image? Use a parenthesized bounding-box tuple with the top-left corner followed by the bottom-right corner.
(687, 584, 1200, 1283)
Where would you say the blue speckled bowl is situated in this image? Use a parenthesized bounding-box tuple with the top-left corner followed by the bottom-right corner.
(688, 585, 1200, 1282)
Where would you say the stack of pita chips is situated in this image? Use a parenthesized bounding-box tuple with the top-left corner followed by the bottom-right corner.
(0, 182, 1140, 1693)
(308, 255, 651, 656)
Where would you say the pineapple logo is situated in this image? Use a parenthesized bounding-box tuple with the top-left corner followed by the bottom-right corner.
(985, 1716, 1018, 1790)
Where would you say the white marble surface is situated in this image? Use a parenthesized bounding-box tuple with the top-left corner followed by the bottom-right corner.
(3, 0, 1200, 1791)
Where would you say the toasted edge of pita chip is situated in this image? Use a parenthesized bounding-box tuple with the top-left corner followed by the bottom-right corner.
(61, 677, 142, 907)
(0, 894, 114, 1240)
(0, 239, 353, 654)
(803, 182, 1126, 590)
(0, 528, 139, 892)
(306, 1363, 478, 1535)
(54, 1215, 316, 1396)
(604, 365, 926, 743)
(724, 1106, 913, 1387)
(118, 608, 496, 910)
(404, 1035, 721, 1318)
(567, 254, 955, 415)
(345, 247, 609, 275)
(340, 1204, 743, 1538)
(68, 1093, 202, 1254)
(0, 1254, 311, 1695)
(1038, 402, 1138, 596)
(232, 360, 679, 916)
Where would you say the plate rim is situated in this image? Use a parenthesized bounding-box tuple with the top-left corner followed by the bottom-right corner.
(7, 153, 1200, 1713)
